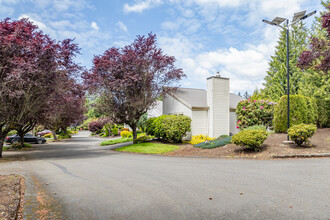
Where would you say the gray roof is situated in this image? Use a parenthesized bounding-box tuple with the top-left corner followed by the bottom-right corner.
(171, 88, 243, 110)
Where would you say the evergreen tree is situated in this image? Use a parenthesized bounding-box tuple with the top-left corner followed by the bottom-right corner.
(262, 22, 309, 101)
(238, 92, 241, 97)
(243, 91, 250, 99)
(298, 0, 330, 100)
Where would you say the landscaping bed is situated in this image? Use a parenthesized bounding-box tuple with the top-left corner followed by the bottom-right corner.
(0, 175, 24, 220)
(166, 128, 330, 159)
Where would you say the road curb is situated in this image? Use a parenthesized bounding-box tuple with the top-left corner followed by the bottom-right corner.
(271, 153, 330, 158)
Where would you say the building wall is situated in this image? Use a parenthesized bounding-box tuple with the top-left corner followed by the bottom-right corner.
(207, 77, 230, 137)
(191, 110, 208, 136)
(229, 110, 240, 135)
(147, 100, 163, 118)
(162, 94, 192, 118)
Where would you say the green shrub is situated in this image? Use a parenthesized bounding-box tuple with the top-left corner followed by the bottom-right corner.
(236, 99, 276, 130)
(244, 125, 266, 131)
(82, 117, 96, 130)
(147, 115, 191, 142)
(10, 142, 32, 149)
(111, 127, 119, 136)
(120, 130, 131, 138)
(231, 129, 269, 151)
(7, 130, 17, 136)
(194, 136, 232, 149)
(43, 133, 53, 138)
(316, 99, 330, 128)
(58, 132, 71, 140)
(274, 95, 317, 133)
(133, 135, 153, 144)
(288, 124, 317, 146)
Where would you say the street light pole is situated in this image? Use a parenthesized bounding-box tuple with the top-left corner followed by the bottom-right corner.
(286, 19, 290, 141)
(262, 10, 316, 142)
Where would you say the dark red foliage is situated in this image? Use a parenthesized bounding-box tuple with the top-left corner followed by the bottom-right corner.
(83, 33, 184, 140)
(88, 120, 103, 133)
(0, 18, 83, 152)
(298, 6, 330, 73)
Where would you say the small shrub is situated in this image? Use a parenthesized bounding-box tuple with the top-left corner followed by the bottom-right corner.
(288, 124, 317, 146)
(43, 133, 53, 138)
(194, 136, 232, 149)
(133, 135, 152, 144)
(10, 143, 32, 149)
(58, 132, 71, 140)
(190, 134, 215, 145)
(231, 129, 268, 151)
(111, 127, 119, 136)
(121, 130, 131, 138)
(316, 99, 330, 128)
(88, 120, 104, 133)
(7, 130, 17, 136)
(274, 95, 317, 133)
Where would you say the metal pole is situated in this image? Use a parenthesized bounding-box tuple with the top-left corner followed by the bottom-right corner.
(286, 19, 290, 141)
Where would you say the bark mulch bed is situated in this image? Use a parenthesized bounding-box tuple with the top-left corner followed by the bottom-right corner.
(166, 128, 330, 160)
(0, 175, 24, 220)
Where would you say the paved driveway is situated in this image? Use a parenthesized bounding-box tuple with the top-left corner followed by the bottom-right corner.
(0, 131, 329, 219)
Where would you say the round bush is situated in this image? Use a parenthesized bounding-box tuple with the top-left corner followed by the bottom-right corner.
(120, 130, 131, 138)
(231, 129, 269, 151)
(146, 115, 191, 142)
(274, 95, 317, 133)
(288, 124, 317, 146)
(88, 120, 104, 133)
(236, 99, 276, 130)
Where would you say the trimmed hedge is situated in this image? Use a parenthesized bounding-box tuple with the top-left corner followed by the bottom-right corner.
(288, 124, 317, 146)
(193, 136, 231, 149)
(316, 99, 330, 128)
(274, 95, 317, 133)
(147, 115, 191, 142)
(231, 129, 268, 151)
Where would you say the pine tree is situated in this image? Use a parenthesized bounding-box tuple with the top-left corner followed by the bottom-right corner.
(262, 22, 309, 101)
(243, 91, 250, 99)
(238, 92, 241, 97)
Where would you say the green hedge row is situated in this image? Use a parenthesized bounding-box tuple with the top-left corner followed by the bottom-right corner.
(146, 115, 191, 142)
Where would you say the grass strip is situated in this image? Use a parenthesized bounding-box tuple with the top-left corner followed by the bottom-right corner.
(115, 142, 179, 154)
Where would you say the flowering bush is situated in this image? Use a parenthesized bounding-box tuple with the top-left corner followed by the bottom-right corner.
(236, 99, 276, 130)
(190, 134, 215, 145)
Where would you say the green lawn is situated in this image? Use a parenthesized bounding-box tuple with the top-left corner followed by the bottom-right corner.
(3, 143, 32, 151)
(115, 142, 180, 154)
(100, 137, 132, 146)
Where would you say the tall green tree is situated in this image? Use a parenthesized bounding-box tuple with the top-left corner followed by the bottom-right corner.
(298, 0, 330, 100)
(262, 22, 309, 101)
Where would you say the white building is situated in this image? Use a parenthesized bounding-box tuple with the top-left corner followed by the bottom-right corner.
(149, 75, 243, 137)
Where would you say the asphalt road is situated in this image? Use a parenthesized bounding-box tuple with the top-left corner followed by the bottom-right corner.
(0, 131, 329, 220)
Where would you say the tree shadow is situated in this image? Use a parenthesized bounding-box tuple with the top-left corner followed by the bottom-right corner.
(233, 144, 269, 155)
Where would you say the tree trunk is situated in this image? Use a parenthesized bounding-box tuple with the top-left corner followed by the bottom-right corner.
(131, 124, 137, 143)
(52, 130, 57, 141)
(17, 130, 24, 148)
(0, 132, 5, 158)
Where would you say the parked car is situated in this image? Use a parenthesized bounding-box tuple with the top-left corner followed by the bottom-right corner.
(5, 133, 46, 144)
(36, 130, 52, 136)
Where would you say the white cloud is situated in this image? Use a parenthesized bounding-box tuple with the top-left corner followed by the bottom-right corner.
(123, 0, 163, 13)
(116, 21, 128, 32)
(91, 21, 99, 31)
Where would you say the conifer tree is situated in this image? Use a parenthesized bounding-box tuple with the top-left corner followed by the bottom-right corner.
(262, 22, 309, 101)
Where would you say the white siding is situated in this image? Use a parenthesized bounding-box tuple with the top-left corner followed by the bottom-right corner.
(147, 101, 163, 118)
(162, 94, 192, 118)
(207, 77, 229, 137)
(191, 110, 208, 136)
(230, 111, 240, 135)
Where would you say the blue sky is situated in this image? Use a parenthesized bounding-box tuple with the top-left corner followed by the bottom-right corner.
(0, 0, 323, 94)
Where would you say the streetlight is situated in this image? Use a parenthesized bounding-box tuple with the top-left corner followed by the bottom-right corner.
(262, 10, 316, 142)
